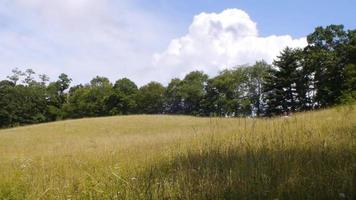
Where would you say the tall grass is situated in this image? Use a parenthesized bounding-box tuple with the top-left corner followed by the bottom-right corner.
(0, 106, 355, 199)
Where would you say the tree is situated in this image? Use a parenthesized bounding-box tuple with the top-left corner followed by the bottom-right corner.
(340, 29, 356, 102)
(7, 68, 25, 85)
(0, 80, 15, 127)
(264, 48, 302, 116)
(46, 74, 72, 120)
(105, 78, 138, 115)
(203, 69, 238, 116)
(136, 82, 165, 114)
(305, 25, 349, 106)
(202, 65, 269, 117)
(23, 69, 36, 85)
(164, 78, 183, 114)
(0, 82, 48, 127)
(246, 61, 271, 116)
(57, 73, 72, 94)
(2, 69, 50, 127)
(38, 74, 50, 86)
(179, 71, 208, 115)
(63, 76, 112, 118)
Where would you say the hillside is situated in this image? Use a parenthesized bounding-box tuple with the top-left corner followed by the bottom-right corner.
(0, 106, 355, 199)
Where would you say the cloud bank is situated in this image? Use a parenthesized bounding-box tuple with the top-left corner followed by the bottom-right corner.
(153, 9, 307, 81)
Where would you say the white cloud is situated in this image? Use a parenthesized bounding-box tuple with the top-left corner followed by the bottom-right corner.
(153, 9, 307, 82)
(0, 0, 174, 85)
(0, 5, 307, 86)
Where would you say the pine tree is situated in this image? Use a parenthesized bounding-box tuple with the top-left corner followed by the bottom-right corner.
(264, 48, 302, 116)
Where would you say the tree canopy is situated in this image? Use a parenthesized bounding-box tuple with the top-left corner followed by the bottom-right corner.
(0, 24, 355, 128)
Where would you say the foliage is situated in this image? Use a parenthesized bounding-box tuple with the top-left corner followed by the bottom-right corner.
(108, 78, 139, 115)
(264, 48, 302, 115)
(0, 24, 355, 127)
(136, 82, 166, 114)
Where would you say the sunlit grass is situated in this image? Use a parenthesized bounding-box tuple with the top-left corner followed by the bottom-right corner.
(0, 106, 355, 199)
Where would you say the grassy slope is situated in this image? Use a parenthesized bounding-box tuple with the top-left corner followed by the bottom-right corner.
(0, 106, 355, 199)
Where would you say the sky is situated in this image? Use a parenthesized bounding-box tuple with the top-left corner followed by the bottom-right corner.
(0, 0, 355, 86)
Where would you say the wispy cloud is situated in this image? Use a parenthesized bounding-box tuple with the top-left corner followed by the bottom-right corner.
(0, 0, 174, 85)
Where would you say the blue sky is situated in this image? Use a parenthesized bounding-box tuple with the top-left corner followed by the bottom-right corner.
(136, 0, 356, 37)
(0, 0, 355, 85)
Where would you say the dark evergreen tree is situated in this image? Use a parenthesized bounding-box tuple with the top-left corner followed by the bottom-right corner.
(264, 48, 302, 116)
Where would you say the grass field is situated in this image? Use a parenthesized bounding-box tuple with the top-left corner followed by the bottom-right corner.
(0, 106, 355, 199)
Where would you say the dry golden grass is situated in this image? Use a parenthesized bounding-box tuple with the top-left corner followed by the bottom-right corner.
(0, 106, 355, 199)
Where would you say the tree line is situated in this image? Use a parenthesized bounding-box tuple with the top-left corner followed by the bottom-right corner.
(0, 24, 355, 128)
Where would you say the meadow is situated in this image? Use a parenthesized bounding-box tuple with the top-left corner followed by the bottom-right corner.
(0, 106, 355, 199)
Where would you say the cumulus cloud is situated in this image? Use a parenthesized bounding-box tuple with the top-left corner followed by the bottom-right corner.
(153, 9, 307, 81)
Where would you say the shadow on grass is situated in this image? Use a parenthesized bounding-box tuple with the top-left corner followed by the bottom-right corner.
(133, 146, 355, 200)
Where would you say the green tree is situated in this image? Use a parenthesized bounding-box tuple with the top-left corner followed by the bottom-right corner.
(63, 76, 112, 118)
(264, 48, 302, 116)
(0, 82, 48, 127)
(1, 69, 51, 127)
(164, 78, 183, 114)
(23, 69, 36, 85)
(0, 80, 16, 127)
(6, 68, 24, 85)
(105, 78, 138, 115)
(305, 25, 349, 106)
(38, 74, 50, 86)
(340, 29, 356, 102)
(136, 82, 165, 114)
(203, 69, 237, 116)
(180, 71, 208, 115)
(202, 65, 268, 117)
(246, 61, 271, 116)
(46, 74, 72, 120)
